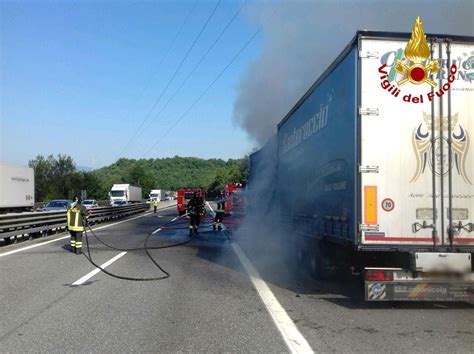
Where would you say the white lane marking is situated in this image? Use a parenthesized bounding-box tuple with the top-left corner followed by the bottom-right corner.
(232, 243, 314, 353)
(71, 252, 127, 286)
(215, 198, 312, 353)
(151, 215, 180, 234)
(0, 212, 153, 258)
(207, 202, 215, 217)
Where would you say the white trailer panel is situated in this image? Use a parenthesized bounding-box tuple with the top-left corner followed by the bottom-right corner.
(359, 37, 474, 247)
(0, 163, 35, 209)
(128, 186, 142, 202)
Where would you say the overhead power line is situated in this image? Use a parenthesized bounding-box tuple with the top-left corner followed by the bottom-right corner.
(114, 0, 199, 160)
(131, 0, 200, 107)
(116, 0, 223, 160)
(143, 27, 262, 157)
(135, 0, 248, 156)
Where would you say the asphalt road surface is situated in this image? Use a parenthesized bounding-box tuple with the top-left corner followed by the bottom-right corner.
(1, 203, 473, 352)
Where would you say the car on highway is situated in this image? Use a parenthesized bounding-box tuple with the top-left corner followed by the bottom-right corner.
(82, 199, 99, 209)
(39, 199, 72, 211)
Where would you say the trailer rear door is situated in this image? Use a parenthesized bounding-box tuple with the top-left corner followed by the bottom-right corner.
(359, 36, 474, 247)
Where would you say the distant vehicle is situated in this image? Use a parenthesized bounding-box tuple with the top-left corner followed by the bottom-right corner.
(0, 162, 35, 213)
(109, 184, 142, 206)
(40, 200, 71, 211)
(149, 189, 163, 202)
(82, 199, 98, 209)
(112, 200, 128, 207)
(165, 196, 173, 201)
(177, 188, 205, 216)
(145, 198, 151, 204)
(224, 183, 243, 215)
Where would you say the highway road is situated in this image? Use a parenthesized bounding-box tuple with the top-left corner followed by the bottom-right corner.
(1, 203, 473, 352)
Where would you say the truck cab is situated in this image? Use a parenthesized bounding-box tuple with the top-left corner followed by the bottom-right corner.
(149, 189, 162, 202)
(109, 184, 128, 206)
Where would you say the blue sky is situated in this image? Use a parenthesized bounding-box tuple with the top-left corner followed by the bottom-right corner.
(1, 0, 260, 168)
(2, 0, 473, 170)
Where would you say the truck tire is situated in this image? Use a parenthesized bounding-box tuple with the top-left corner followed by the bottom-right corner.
(310, 241, 336, 280)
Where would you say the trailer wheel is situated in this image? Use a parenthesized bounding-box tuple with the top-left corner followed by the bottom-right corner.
(310, 243, 335, 280)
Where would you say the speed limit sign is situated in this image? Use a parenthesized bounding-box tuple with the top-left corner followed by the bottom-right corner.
(381, 198, 395, 212)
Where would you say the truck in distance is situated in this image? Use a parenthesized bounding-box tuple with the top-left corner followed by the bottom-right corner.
(149, 189, 163, 202)
(109, 184, 142, 206)
(0, 162, 35, 214)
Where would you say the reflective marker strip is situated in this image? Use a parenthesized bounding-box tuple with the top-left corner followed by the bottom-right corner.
(364, 186, 378, 225)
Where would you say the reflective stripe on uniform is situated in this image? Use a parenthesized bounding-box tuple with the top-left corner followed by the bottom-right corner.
(67, 207, 86, 232)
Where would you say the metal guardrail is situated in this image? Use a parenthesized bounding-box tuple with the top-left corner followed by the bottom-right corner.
(0, 203, 149, 244)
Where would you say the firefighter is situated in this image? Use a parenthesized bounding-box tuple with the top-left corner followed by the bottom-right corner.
(186, 191, 205, 236)
(213, 192, 226, 231)
(66, 195, 90, 255)
(153, 198, 160, 213)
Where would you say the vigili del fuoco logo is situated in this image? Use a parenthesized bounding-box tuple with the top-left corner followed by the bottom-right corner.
(378, 16, 458, 104)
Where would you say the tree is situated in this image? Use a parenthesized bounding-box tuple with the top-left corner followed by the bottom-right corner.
(126, 164, 156, 197)
(29, 155, 55, 201)
(28, 154, 83, 201)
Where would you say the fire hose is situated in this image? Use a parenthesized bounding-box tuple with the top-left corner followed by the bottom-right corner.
(80, 212, 197, 282)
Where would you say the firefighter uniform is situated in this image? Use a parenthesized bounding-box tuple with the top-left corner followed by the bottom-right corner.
(153, 199, 160, 213)
(213, 195, 226, 231)
(187, 193, 205, 236)
(67, 198, 89, 254)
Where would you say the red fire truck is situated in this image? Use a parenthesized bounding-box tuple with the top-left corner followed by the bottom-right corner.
(177, 188, 206, 216)
(224, 183, 244, 215)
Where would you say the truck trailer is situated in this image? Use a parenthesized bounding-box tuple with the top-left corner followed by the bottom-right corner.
(109, 184, 142, 206)
(0, 162, 35, 213)
(250, 29, 474, 301)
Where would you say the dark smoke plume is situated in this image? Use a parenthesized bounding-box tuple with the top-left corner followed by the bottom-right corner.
(234, 0, 474, 145)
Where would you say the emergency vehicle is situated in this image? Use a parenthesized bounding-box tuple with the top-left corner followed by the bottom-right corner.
(224, 183, 243, 215)
(177, 188, 206, 216)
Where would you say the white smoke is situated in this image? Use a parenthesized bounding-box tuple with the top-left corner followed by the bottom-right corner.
(234, 0, 474, 145)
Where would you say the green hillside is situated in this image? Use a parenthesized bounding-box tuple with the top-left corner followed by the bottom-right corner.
(90, 156, 249, 199)
(29, 154, 249, 201)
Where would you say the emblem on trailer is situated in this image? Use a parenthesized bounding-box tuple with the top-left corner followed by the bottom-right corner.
(395, 17, 441, 87)
(410, 112, 471, 184)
